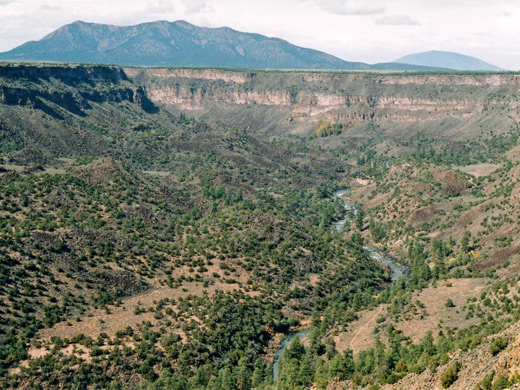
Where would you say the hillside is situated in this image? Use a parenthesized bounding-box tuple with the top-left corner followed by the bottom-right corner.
(394, 50, 504, 71)
(0, 63, 389, 389)
(0, 20, 448, 71)
(2, 64, 520, 389)
(127, 67, 520, 140)
(0, 20, 370, 70)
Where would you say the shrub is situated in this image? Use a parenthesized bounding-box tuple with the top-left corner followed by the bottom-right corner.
(441, 361, 461, 388)
(475, 371, 494, 390)
(491, 374, 510, 390)
(489, 338, 508, 356)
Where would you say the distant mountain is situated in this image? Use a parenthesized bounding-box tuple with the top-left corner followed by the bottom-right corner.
(394, 50, 504, 71)
(370, 62, 451, 71)
(0, 20, 450, 71)
(0, 20, 372, 70)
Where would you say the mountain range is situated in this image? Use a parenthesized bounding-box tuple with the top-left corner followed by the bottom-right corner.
(0, 20, 504, 71)
(394, 50, 503, 71)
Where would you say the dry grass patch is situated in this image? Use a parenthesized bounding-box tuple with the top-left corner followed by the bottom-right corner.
(334, 304, 388, 356)
(396, 278, 488, 343)
(39, 281, 244, 341)
(453, 163, 499, 177)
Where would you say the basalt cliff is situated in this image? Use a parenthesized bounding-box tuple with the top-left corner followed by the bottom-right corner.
(127, 68, 520, 140)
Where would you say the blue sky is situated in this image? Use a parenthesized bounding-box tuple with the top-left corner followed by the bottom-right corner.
(0, 0, 519, 69)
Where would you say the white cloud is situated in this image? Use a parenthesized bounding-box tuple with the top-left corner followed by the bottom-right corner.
(375, 15, 420, 25)
(0, 0, 519, 69)
(39, 4, 61, 11)
(318, 0, 385, 15)
(183, 0, 213, 14)
(145, 0, 176, 14)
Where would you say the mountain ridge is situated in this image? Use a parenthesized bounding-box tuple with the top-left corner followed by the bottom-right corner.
(0, 20, 451, 71)
(394, 50, 504, 71)
(0, 20, 368, 69)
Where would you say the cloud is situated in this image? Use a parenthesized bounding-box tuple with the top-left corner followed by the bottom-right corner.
(0, 0, 15, 5)
(145, 0, 175, 14)
(39, 4, 62, 11)
(183, 0, 213, 14)
(375, 15, 420, 25)
(316, 0, 385, 15)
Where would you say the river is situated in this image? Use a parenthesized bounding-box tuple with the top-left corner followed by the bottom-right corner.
(272, 327, 311, 381)
(272, 189, 408, 381)
(332, 189, 408, 281)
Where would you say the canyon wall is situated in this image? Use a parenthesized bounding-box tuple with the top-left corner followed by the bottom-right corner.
(126, 68, 520, 138)
(0, 64, 158, 118)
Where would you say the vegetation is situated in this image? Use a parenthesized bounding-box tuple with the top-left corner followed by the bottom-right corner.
(1, 63, 520, 389)
(489, 337, 508, 356)
(440, 361, 461, 388)
(310, 122, 351, 139)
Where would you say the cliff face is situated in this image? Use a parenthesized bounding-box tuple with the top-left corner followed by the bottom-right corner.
(125, 67, 520, 86)
(0, 64, 128, 84)
(127, 68, 520, 138)
(2, 63, 519, 143)
(0, 64, 157, 119)
(0, 64, 160, 157)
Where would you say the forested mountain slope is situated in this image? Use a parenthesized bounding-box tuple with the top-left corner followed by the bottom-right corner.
(0, 64, 389, 389)
(0, 20, 447, 71)
(1, 64, 520, 389)
(0, 20, 369, 70)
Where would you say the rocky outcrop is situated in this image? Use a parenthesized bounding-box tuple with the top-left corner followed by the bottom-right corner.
(125, 67, 254, 84)
(0, 63, 128, 84)
(127, 68, 520, 135)
(0, 64, 158, 118)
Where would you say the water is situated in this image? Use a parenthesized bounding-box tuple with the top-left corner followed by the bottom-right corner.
(332, 189, 354, 233)
(272, 188, 408, 381)
(333, 189, 408, 282)
(272, 328, 310, 382)
(363, 246, 406, 281)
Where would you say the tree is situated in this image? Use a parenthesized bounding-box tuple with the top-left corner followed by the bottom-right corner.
(461, 231, 471, 253)
(236, 356, 252, 390)
(356, 208, 365, 230)
(440, 361, 461, 388)
(219, 367, 236, 390)
(299, 353, 314, 386)
(329, 349, 354, 380)
(251, 366, 264, 388)
(287, 337, 306, 360)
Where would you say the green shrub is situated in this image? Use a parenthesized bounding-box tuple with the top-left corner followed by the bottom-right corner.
(440, 361, 461, 388)
(475, 371, 494, 390)
(489, 337, 508, 356)
(491, 374, 510, 390)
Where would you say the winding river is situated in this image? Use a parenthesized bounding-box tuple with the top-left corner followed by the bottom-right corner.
(272, 189, 408, 381)
(332, 189, 408, 281)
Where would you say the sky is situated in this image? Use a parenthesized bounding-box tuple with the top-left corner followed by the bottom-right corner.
(0, 0, 519, 70)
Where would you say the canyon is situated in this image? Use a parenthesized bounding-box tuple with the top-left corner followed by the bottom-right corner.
(127, 68, 520, 140)
(2, 63, 520, 389)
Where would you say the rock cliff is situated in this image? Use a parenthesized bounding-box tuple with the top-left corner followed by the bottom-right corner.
(127, 68, 520, 138)
(0, 64, 157, 119)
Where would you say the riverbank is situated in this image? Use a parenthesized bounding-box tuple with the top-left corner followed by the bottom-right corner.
(272, 188, 409, 381)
